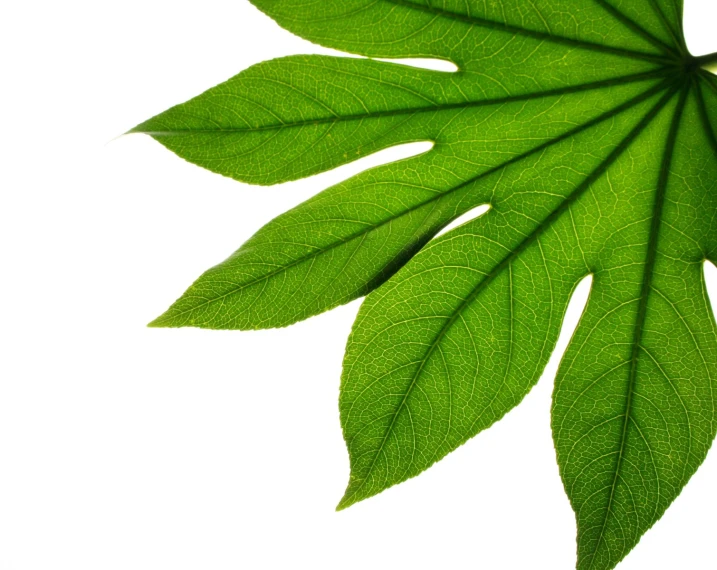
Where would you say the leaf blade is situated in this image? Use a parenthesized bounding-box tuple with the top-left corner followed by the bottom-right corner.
(148, 72, 670, 330)
(338, 85, 675, 509)
(552, 81, 717, 570)
(250, 0, 676, 64)
(129, 4, 717, 568)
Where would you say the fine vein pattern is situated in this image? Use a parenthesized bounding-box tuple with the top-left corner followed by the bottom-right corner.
(130, 1, 717, 568)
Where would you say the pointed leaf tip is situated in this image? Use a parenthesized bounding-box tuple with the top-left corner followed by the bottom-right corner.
(146, 310, 176, 328)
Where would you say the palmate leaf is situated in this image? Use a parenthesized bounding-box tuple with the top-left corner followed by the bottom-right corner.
(129, 1, 717, 568)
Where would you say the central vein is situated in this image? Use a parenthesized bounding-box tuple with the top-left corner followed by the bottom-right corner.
(586, 82, 690, 570)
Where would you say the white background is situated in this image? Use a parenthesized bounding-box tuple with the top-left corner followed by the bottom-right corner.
(1, 1, 717, 569)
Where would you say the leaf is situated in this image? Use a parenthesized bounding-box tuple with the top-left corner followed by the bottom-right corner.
(129, 1, 717, 568)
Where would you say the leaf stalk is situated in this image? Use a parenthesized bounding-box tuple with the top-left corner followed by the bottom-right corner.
(694, 52, 717, 71)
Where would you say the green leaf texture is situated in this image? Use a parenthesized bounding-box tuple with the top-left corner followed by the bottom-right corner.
(131, 1, 717, 568)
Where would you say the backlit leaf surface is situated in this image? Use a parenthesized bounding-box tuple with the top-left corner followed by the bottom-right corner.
(131, 1, 717, 568)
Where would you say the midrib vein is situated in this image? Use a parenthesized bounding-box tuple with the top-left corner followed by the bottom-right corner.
(135, 70, 668, 136)
(645, 0, 686, 55)
(584, 84, 688, 570)
(590, 0, 678, 58)
(340, 84, 679, 508)
(155, 79, 672, 326)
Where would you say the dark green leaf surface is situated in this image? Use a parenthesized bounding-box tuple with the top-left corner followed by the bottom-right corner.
(131, 1, 717, 568)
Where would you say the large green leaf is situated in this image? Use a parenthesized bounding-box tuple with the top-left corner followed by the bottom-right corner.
(130, 1, 717, 568)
